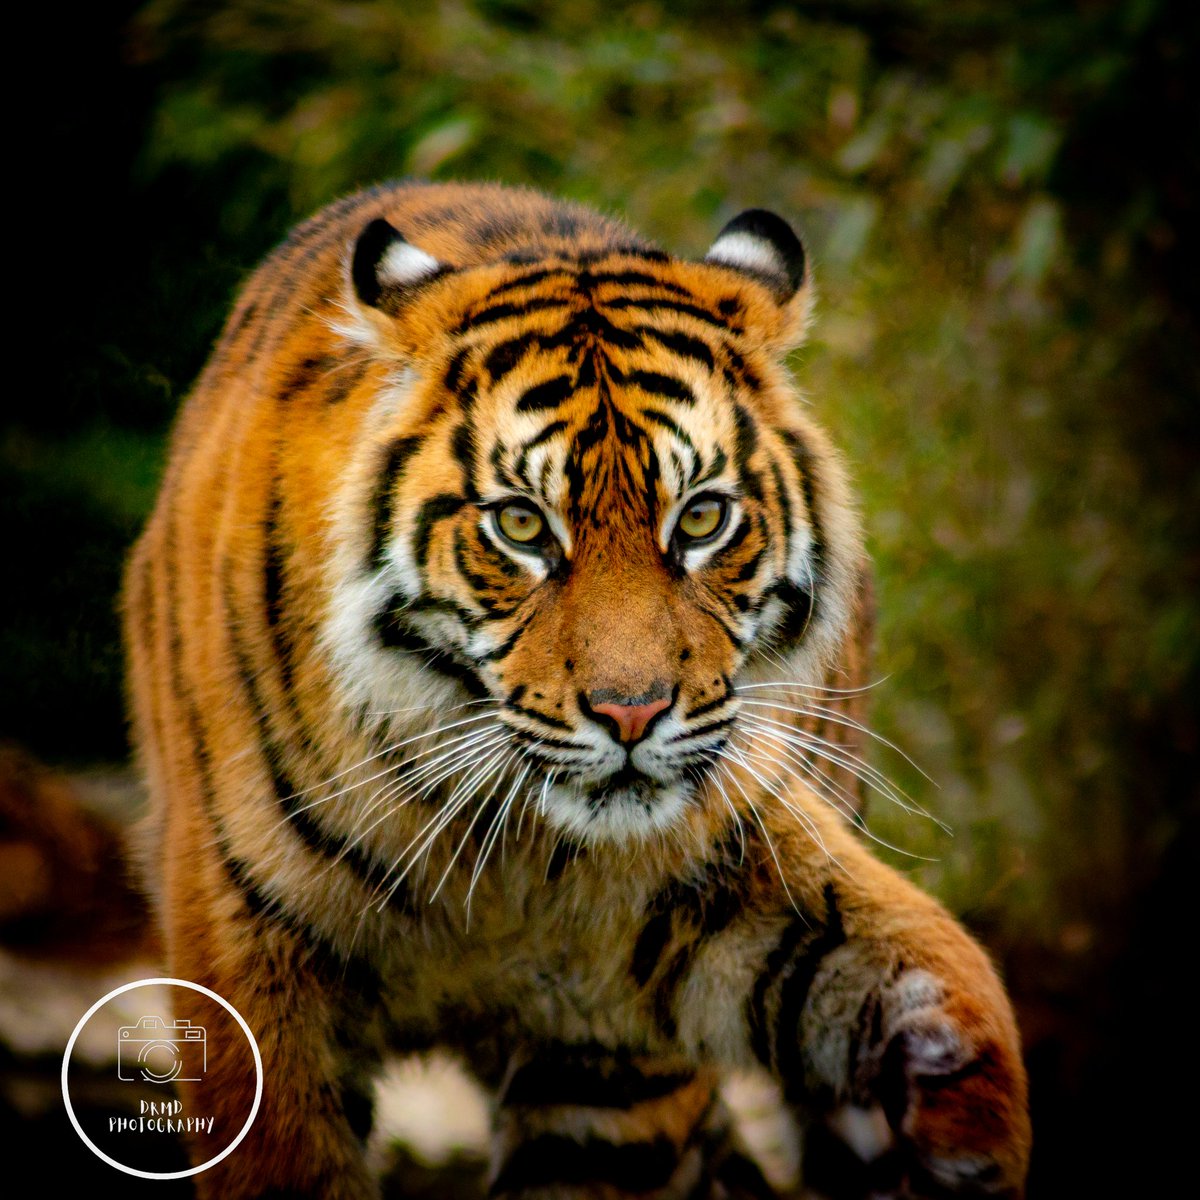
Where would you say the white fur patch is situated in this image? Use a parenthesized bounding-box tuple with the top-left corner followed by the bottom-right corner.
(706, 230, 784, 279)
(542, 778, 692, 844)
(827, 1105, 894, 1162)
(378, 240, 442, 287)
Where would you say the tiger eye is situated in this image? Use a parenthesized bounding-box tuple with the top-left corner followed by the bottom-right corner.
(497, 503, 545, 545)
(677, 496, 726, 542)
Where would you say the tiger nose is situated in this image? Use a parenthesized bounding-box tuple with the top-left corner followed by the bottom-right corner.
(587, 694, 673, 744)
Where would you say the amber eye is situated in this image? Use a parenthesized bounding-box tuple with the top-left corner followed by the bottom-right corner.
(676, 495, 728, 543)
(496, 502, 546, 546)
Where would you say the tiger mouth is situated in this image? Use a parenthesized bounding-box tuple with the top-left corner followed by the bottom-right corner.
(584, 765, 660, 809)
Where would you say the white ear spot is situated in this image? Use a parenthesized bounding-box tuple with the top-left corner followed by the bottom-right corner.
(378, 240, 442, 287)
(706, 230, 787, 279)
(703, 209, 807, 298)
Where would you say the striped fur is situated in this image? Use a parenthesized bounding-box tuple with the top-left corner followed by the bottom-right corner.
(123, 181, 1029, 1197)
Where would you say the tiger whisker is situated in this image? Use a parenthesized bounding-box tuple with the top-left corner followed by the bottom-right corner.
(713, 759, 799, 913)
(740, 713, 926, 823)
(334, 732, 511, 864)
(364, 697, 503, 717)
(428, 748, 522, 905)
(331, 727, 505, 834)
(276, 720, 504, 839)
(740, 713, 947, 831)
(733, 734, 937, 863)
(741, 713, 943, 830)
(690, 763, 747, 864)
(717, 744, 842, 876)
(282, 709, 502, 804)
(386, 739, 517, 903)
(739, 697, 935, 784)
(466, 759, 533, 915)
(514, 748, 550, 842)
(366, 738, 512, 912)
(739, 725, 866, 824)
(733, 677, 892, 697)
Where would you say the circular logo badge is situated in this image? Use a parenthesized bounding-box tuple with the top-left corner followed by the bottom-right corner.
(61, 977, 262, 1179)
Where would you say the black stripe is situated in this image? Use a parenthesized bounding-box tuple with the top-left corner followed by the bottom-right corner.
(279, 353, 337, 401)
(639, 326, 716, 369)
(413, 493, 468, 568)
(765, 578, 814, 645)
(541, 306, 643, 352)
(586, 270, 691, 296)
(516, 374, 574, 413)
(774, 883, 847, 1093)
(641, 408, 698, 459)
(263, 493, 296, 694)
(483, 268, 571, 302)
(683, 685, 732, 722)
(734, 404, 764, 500)
(748, 916, 811, 1068)
(324, 359, 366, 405)
(654, 945, 694, 1036)
(483, 332, 538, 383)
(507, 702, 573, 731)
(507, 727, 580, 753)
(513, 420, 567, 485)
(450, 422, 477, 492)
(374, 600, 487, 696)
(406, 594, 482, 625)
(779, 429, 828, 579)
(502, 1047, 694, 1109)
(220, 851, 382, 994)
(490, 1134, 680, 1193)
(223, 576, 403, 899)
(631, 911, 674, 987)
(632, 828, 752, 1002)
(443, 346, 472, 395)
(625, 368, 696, 406)
(342, 1079, 375, 1144)
(770, 458, 793, 555)
(726, 523, 761, 576)
(605, 296, 731, 328)
(576, 245, 669, 264)
(724, 343, 762, 392)
(478, 620, 527, 662)
(454, 296, 570, 333)
(698, 600, 745, 651)
(370, 436, 423, 568)
(163, 518, 384, 987)
(668, 713, 736, 744)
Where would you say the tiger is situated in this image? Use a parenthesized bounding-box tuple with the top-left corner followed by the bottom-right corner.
(122, 179, 1031, 1199)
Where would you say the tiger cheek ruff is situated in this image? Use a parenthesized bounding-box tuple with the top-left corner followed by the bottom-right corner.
(123, 181, 1031, 1198)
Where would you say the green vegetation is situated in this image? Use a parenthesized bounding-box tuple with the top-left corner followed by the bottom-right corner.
(8, 2, 1196, 1192)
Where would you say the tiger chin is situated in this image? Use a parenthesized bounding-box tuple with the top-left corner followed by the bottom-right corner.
(123, 180, 1031, 1199)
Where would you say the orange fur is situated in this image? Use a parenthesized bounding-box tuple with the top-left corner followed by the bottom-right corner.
(123, 181, 1028, 1198)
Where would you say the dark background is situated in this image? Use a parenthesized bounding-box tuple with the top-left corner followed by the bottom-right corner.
(4, 1, 1198, 1193)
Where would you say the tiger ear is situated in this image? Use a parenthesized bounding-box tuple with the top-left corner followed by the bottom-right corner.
(703, 209, 812, 349)
(351, 217, 449, 314)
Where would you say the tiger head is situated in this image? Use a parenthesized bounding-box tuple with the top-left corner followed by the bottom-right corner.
(325, 204, 864, 845)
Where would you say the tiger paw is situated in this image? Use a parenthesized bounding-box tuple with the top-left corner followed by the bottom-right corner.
(799, 959, 1030, 1199)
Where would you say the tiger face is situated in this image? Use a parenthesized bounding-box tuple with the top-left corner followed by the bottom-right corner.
(327, 207, 863, 844)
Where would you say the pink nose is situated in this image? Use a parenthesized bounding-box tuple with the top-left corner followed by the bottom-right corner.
(589, 696, 672, 743)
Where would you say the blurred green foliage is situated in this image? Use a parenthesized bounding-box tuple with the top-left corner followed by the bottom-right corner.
(7, 2, 1198, 1190)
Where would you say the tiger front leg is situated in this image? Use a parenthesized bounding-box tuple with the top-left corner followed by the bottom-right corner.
(744, 858, 1031, 1199)
(163, 843, 382, 1198)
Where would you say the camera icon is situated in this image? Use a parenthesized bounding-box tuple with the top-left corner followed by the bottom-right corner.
(117, 1015, 207, 1083)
